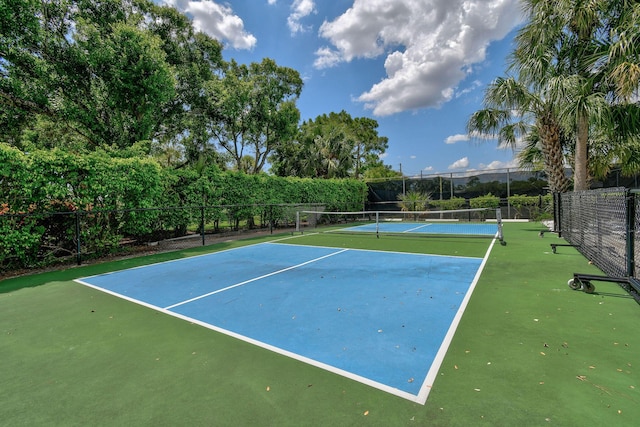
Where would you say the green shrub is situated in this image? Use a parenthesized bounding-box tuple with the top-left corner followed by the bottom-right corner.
(430, 196, 466, 210)
(0, 143, 368, 270)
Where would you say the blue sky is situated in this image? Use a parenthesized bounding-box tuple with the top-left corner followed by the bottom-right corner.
(163, 0, 525, 176)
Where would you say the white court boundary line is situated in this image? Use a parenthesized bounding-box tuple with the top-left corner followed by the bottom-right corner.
(414, 234, 498, 404)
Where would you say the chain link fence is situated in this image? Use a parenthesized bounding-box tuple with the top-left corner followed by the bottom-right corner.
(558, 188, 639, 279)
(1, 203, 322, 273)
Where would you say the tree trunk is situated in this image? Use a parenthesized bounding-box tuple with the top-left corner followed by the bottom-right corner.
(539, 115, 571, 193)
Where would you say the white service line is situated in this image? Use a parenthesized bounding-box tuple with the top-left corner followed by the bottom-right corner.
(163, 248, 349, 310)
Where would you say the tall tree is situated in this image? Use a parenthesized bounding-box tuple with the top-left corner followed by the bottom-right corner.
(207, 58, 302, 173)
(468, 77, 572, 193)
(270, 111, 388, 178)
(0, 0, 224, 154)
(512, 0, 640, 191)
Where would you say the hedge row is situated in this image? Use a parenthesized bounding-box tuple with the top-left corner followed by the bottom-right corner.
(0, 144, 367, 270)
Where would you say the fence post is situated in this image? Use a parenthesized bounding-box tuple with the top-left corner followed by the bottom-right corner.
(626, 190, 636, 277)
(553, 192, 562, 235)
(200, 206, 205, 246)
(269, 205, 273, 234)
(75, 211, 82, 265)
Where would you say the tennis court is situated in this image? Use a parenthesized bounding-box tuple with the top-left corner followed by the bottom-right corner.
(76, 235, 496, 404)
(297, 207, 504, 244)
(343, 221, 499, 236)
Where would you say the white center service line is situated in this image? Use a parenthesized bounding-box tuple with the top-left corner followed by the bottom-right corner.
(163, 248, 349, 310)
(403, 224, 432, 233)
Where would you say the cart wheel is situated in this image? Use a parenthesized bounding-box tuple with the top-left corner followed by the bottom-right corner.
(582, 281, 595, 294)
(568, 278, 581, 290)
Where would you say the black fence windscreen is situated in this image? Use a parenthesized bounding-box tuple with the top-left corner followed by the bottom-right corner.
(558, 188, 638, 279)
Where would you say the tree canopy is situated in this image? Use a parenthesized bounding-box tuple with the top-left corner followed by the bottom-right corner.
(270, 111, 389, 179)
(480, 0, 640, 192)
(1, 0, 393, 178)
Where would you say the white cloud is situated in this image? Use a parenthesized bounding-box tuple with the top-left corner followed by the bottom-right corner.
(445, 134, 470, 144)
(288, 0, 316, 34)
(448, 157, 470, 170)
(446, 131, 497, 144)
(314, 46, 343, 69)
(268, 0, 277, 4)
(456, 80, 483, 98)
(315, 0, 523, 116)
(424, 166, 434, 171)
(163, 0, 257, 49)
(478, 159, 519, 170)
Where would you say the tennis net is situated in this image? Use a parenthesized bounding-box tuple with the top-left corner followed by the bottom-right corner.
(296, 208, 504, 242)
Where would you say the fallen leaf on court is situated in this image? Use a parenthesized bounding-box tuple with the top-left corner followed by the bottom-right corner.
(539, 381, 545, 385)
(474, 388, 481, 392)
(577, 375, 587, 381)
(266, 386, 270, 391)
(630, 385, 635, 389)
(378, 329, 383, 333)
(454, 365, 458, 370)
(363, 410, 369, 416)
(534, 319, 539, 322)
(408, 378, 414, 383)
(589, 366, 595, 369)
(540, 352, 546, 356)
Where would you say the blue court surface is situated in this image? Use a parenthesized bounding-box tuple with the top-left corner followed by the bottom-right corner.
(75, 241, 492, 404)
(344, 221, 498, 236)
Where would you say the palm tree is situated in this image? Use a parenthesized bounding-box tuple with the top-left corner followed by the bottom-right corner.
(468, 77, 571, 193)
(512, 0, 640, 191)
(398, 190, 431, 221)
